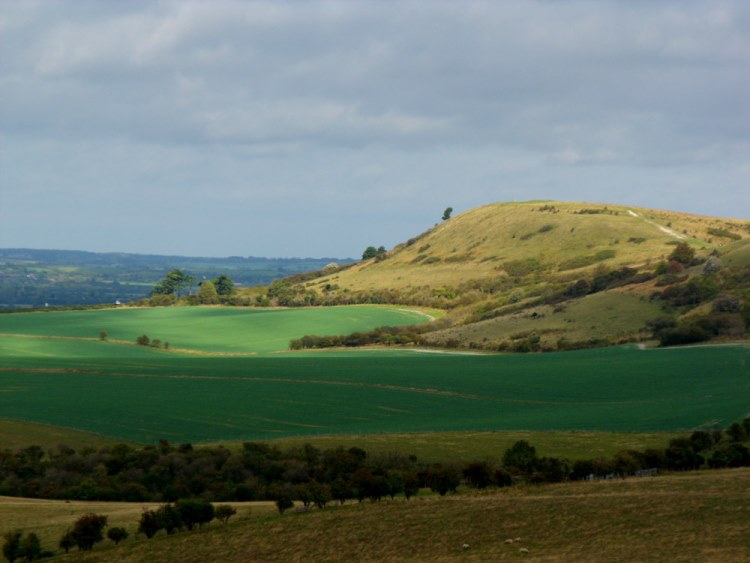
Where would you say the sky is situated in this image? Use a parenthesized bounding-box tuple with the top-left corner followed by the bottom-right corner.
(1, 0, 748, 258)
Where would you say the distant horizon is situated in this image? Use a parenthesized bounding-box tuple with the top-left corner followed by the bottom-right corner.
(3, 197, 749, 259)
(2, 1, 748, 257)
(0, 246, 356, 262)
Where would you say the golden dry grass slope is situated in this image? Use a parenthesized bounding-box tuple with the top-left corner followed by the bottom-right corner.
(37, 468, 750, 562)
(323, 201, 749, 291)
(293, 201, 749, 349)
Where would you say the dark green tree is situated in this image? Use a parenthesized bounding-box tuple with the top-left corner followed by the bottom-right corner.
(213, 275, 235, 296)
(20, 532, 42, 561)
(727, 422, 746, 442)
(275, 495, 293, 514)
(151, 269, 196, 297)
(197, 280, 220, 305)
(502, 440, 538, 475)
(156, 504, 183, 534)
(176, 498, 215, 530)
(107, 527, 128, 545)
(58, 532, 75, 554)
(442, 207, 453, 221)
(463, 461, 493, 489)
(427, 465, 460, 496)
(668, 242, 696, 265)
(2, 531, 22, 563)
(71, 513, 108, 551)
(362, 246, 379, 260)
(330, 478, 354, 505)
(215, 505, 237, 525)
(402, 470, 420, 500)
(137, 510, 162, 539)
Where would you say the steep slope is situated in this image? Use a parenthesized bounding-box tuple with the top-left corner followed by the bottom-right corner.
(270, 201, 750, 350)
(320, 201, 748, 292)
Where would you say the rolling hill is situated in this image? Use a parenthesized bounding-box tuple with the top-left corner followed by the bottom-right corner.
(259, 201, 750, 351)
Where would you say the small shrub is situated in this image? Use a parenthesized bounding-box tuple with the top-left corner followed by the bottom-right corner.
(107, 527, 128, 545)
(668, 242, 696, 265)
(215, 505, 237, 525)
(707, 227, 741, 240)
(136, 335, 150, 346)
(712, 294, 741, 313)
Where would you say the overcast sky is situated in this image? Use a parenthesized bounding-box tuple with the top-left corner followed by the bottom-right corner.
(1, 1, 748, 258)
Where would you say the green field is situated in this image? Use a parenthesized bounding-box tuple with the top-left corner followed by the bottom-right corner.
(0, 305, 429, 354)
(1, 307, 748, 445)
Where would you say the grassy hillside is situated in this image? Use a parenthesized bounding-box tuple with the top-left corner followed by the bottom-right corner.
(5, 468, 746, 561)
(316, 201, 748, 291)
(269, 201, 749, 351)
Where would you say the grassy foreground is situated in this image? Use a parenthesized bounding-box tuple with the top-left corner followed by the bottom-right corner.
(4, 468, 742, 562)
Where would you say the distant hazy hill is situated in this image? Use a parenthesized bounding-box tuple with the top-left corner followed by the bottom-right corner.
(273, 201, 750, 350)
(0, 248, 352, 308)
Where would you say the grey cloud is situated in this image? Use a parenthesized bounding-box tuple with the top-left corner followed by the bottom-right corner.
(1, 0, 748, 256)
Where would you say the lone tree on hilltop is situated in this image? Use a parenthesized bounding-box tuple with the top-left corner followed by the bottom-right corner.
(442, 207, 453, 221)
(362, 246, 387, 261)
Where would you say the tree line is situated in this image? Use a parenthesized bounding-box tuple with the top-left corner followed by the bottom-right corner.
(3, 418, 750, 559)
(2, 417, 750, 508)
(2, 499, 238, 560)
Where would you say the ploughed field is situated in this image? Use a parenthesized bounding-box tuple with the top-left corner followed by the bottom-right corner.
(0, 307, 749, 444)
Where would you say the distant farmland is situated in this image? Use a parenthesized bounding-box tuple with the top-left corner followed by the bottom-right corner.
(1, 306, 748, 444)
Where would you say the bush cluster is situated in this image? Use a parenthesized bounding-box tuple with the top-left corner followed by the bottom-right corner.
(289, 321, 450, 350)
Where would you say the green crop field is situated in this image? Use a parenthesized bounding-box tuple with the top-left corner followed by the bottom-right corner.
(1, 306, 749, 445)
(0, 305, 429, 354)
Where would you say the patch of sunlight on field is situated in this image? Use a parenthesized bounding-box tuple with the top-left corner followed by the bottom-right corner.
(0, 306, 430, 354)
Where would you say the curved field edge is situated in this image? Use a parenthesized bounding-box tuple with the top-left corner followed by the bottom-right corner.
(0, 305, 432, 354)
(1, 340, 748, 443)
(3, 468, 747, 562)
